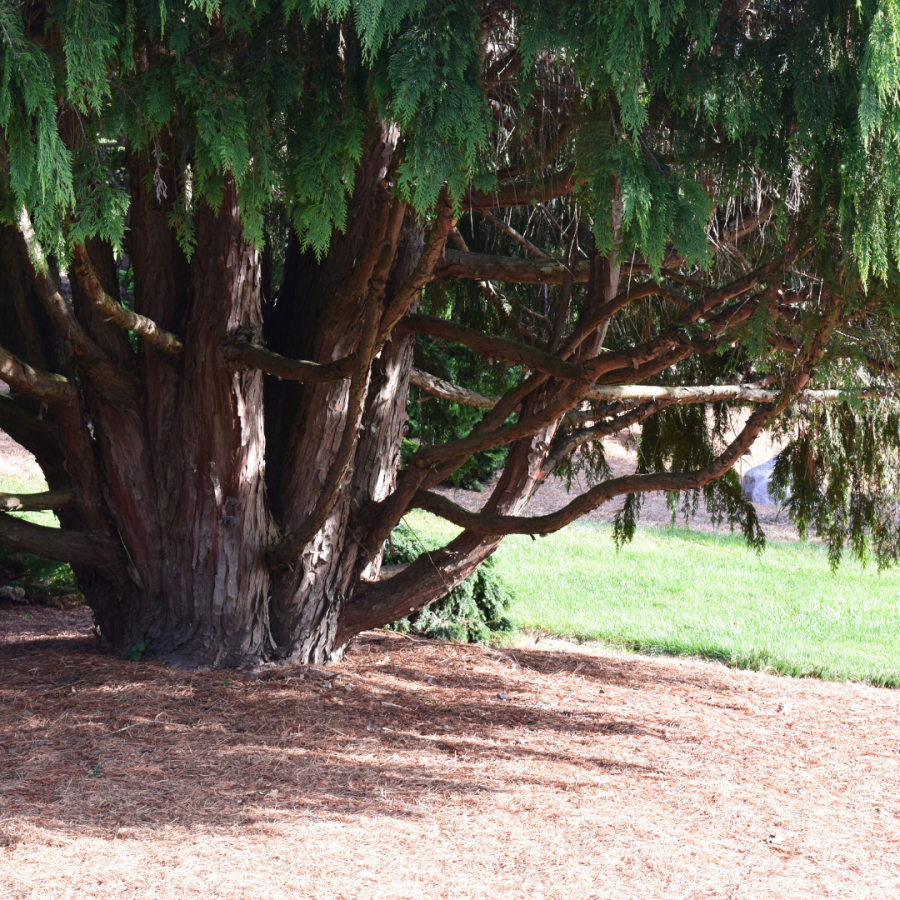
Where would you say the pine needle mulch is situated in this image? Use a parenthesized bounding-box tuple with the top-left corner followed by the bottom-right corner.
(1, 605, 898, 900)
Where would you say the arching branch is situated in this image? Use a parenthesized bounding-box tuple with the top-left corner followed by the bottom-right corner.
(398, 313, 583, 381)
(71, 244, 184, 354)
(409, 405, 778, 535)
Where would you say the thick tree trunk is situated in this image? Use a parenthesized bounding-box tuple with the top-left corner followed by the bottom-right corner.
(72, 180, 271, 667)
(0, 135, 612, 670)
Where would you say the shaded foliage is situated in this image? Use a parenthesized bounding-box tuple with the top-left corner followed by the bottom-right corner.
(385, 522, 514, 643)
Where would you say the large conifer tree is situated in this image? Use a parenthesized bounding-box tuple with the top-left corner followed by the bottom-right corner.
(3, 1, 900, 666)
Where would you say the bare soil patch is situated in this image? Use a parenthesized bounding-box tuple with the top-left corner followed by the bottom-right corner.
(1, 606, 898, 899)
(0, 430, 43, 482)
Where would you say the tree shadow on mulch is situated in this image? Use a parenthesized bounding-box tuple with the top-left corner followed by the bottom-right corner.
(0, 605, 715, 839)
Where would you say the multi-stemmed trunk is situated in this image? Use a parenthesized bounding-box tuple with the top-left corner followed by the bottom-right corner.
(0, 120, 845, 669)
(0, 132, 567, 667)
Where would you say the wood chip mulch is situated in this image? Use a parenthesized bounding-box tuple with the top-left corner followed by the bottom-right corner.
(1, 605, 898, 899)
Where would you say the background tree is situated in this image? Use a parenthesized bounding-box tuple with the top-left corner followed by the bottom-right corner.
(2, 0, 900, 667)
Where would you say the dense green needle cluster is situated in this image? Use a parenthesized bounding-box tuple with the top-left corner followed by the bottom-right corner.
(0, 1, 897, 273)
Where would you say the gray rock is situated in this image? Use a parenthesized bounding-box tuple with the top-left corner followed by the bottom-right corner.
(742, 456, 789, 505)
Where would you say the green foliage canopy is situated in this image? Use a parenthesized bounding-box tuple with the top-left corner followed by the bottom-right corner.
(2, 0, 900, 280)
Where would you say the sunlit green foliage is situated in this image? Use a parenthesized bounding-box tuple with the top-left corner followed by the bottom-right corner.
(2, 1, 900, 271)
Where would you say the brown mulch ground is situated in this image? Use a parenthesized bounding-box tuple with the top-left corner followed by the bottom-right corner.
(2, 606, 898, 899)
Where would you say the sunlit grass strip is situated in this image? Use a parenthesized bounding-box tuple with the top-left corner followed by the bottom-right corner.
(404, 511, 900, 688)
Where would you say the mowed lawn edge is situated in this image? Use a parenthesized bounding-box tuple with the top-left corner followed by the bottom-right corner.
(4, 485, 899, 689)
(403, 511, 900, 688)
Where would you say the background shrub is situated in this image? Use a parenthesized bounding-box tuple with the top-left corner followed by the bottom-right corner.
(384, 522, 515, 643)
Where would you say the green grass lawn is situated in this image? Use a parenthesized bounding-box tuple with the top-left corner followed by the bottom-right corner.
(0, 472, 74, 591)
(0, 472, 59, 528)
(402, 511, 900, 687)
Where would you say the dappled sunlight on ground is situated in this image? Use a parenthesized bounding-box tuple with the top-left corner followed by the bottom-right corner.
(1, 606, 898, 898)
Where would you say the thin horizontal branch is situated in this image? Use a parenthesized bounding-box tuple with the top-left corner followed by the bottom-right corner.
(583, 385, 876, 404)
(398, 314, 583, 382)
(0, 511, 115, 567)
(434, 249, 590, 284)
(71, 244, 183, 354)
(464, 167, 574, 210)
(479, 209, 550, 259)
(409, 368, 500, 409)
(222, 341, 356, 383)
(0, 488, 74, 512)
(408, 368, 867, 412)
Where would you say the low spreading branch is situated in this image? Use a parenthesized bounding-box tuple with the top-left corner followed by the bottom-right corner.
(0, 511, 116, 568)
(71, 244, 184, 354)
(0, 342, 75, 406)
(0, 488, 75, 512)
(410, 404, 779, 535)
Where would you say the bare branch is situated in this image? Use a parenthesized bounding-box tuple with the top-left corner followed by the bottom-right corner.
(410, 405, 778, 535)
(398, 313, 584, 381)
(447, 229, 540, 340)
(479, 209, 550, 259)
(464, 167, 574, 210)
(223, 340, 355, 383)
(0, 511, 116, 567)
(0, 342, 75, 406)
(584, 385, 877, 404)
(380, 198, 457, 337)
(15, 212, 103, 361)
(568, 255, 789, 363)
(0, 488, 74, 512)
(71, 244, 183, 354)
(434, 248, 589, 284)
(409, 367, 500, 409)
(408, 366, 873, 411)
